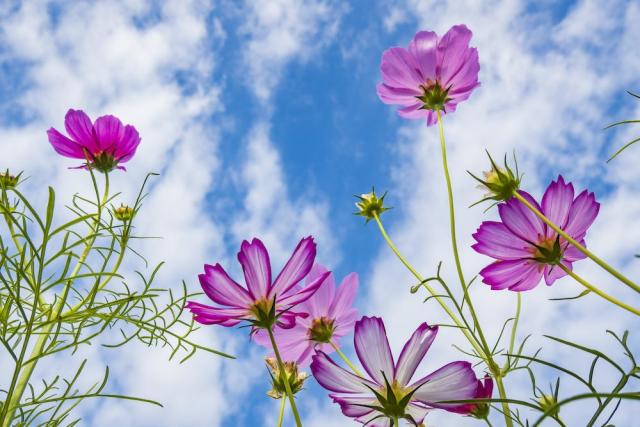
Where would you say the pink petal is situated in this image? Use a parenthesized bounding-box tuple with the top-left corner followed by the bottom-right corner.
(563, 241, 586, 262)
(411, 361, 479, 412)
(93, 115, 125, 153)
(376, 83, 422, 106)
(237, 238, 272, 299)
(354, 316, 394, 384)
(480, 259, 544, 291)
(498, 191, 546, 242)
(394, 323, 438, 385)
(544, 261, 572, 286)
(408, 30, 438, 81)
(380, 47, 423, 90)
(199, 263, 252, 308)
(445, 46, 480, 92)
(115, 124, 141, 162)
(64, 109, 98, 152)
(185, 301, 247, 327)
(328, 272, 358, 320)
(472, 221, 533, 260)
(303, 264, 335, 318)
(277, 271, 329, 307)
(46, 128, 86, 159)
(436, 25, 474, 86)
(310, 351, 377, 393)
(405, 402, 432, 424)
(541, 176, 574, 238)
(564, 189, 600, 240)
(397, 102, 428, 119)
(331, 395, 378, 418)
(269, 236, 316, 298)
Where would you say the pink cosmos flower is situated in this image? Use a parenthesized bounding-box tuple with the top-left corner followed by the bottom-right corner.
(311, 316, 480, 426)
(255, 264, 359, 367)
(47, 109, 141, 172)
(473, 176, 600, 291)
(186, 237, 329, 330)
(377, 25, 480, 126)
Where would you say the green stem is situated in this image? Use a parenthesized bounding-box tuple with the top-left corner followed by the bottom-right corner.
(372, 213, 483, 356)
(502, 293, 521, 374)
(436, 111, 513, 427)
(329, 341, 364, 377)
(277, 395, 286, 427)
(267, 327, 303, 427)
(558, 264, 639, 316)
(1, 173, 110, 426)
(393, 415, 400, 426)
(513, 192, 640, 293)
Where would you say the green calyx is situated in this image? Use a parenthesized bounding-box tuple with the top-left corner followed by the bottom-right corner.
(90, 151, 119, 173)
(249, 297, 278, 329)
(265, 358, 308, 399)
(308, 317, 335, 343)
(362, 373, 420, 425)
(355, 189, 391, 223)
(469, 151, 522, 206)
(0, 170, 20, 189)
(533, 235, 563, 265)
(113, 203, 135, 222)
(469, 401, 491, 420)
(538, 394, 559, 417)
(416, 81, 451, 112)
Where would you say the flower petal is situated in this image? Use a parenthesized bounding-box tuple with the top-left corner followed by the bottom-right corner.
(436, 24, 474, 87)
(46, 128, 86, 159)
(376, 83, 421, 106)
(564, 189, 600, 240)
(330, 394, 378, 418)
(498, 191, 545, 242)
(311, 351, 377, 393)
(94, 114, 125, 153)
(115, 124, 141, 162)
(303, 264, 335, 317)
(277, 271, 329, 308)
(64, 109, 97, 151)
(269, 236, 316, 298)
(411, 361, 479, 412)
(380, 47, 423, 90)
(185, 301, 247, 326)
(328, 272, 358, 319)
(445, 46, 480, 93)
(544, 261, 572, 286)
(472, 221, 532, 260)
(237, 238, 272, 299)
(354, 316, 394, 384)
(406, 402, 432, 424)
(395, 323, 438, 385)
(199, 263, 252, 308)
(397, 102, 428, 119)
(480, 259, 543, 291)
(408, 30, 438, 81)
(542, 176, 575, 238)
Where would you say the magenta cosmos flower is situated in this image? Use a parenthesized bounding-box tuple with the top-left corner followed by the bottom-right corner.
(47, 109, 141, 172)
(377, 25, 480, 126)
(187, 237, 329, 330)
(311, 316, 481, 426)
(473, 176, 600, 291)
(255, 264, 359, 367)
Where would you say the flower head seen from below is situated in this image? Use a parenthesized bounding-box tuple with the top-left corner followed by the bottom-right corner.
(255, 264, 359, 367)
(377, 25, 480, 126)
(187, 237, 329, 330)
(47, 109, 141, 172)
(311, 316, 481, 426)
(473, 176, 600, 291)
(265, 357, 309, 399)
(355, 189, 391, 223)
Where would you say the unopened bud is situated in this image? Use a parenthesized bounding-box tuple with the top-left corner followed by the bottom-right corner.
(538, 394, 559, 417)
(0, 170, 20, 189)
(469, 151, 521, 205)
(265, 358, 308, 399)
(354, 189, 391, 223)
(113, 204, 135, 221)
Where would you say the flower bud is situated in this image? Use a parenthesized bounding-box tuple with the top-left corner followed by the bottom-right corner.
(308, 316, 336, 343)
(113, 204, 135, 221)
(469, 152, 521, 205)
(265, 358, 308, 399)
(355, 189, 391, 223)
(538, 394, 559, 417)
(0, 170, 20, 189)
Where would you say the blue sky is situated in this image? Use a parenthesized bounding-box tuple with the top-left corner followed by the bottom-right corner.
(1, 1, 639, 426)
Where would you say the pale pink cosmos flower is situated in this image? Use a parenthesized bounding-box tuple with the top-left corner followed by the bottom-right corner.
(377, 25, 480, 126)
(47, 109, 140, 172)
(255, 264, 359, 367)
(187, 237, 329, 330)
(473, 176, 600, 291)
(311, 316, 481, 426)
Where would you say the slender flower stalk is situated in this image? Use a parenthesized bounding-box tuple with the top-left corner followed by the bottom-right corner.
(436, 111, 514, 427)
(557, 264, 639, 316)
(512, 191, 640, 293)
(268, 327, 303, 427)
(277, 396, 286, 427)
(329, 340, 364, 377)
